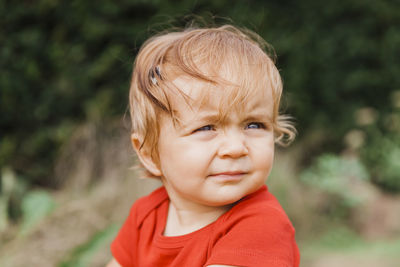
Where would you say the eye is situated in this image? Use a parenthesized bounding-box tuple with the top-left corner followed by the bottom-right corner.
(246, 122, 266, 130)
(193, 125, 215, 133)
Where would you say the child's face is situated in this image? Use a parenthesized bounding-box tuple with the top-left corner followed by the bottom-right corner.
(152, 76, 275, 209)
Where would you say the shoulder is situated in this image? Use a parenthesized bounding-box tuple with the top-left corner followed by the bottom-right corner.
(223, 185, 295, 232)
(206, 186, 299, 266)
(128, 186, 169, 226)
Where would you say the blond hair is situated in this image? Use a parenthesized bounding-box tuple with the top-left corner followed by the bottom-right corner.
(129, 25, 296, 176)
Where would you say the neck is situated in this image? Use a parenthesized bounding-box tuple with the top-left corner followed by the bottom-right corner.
(163, 198, 232, 237)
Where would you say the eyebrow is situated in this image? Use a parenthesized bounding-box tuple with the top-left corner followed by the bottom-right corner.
(243, 113, 273, 122)
(178, 110, 273, 130)
(178, 112, 221, 130)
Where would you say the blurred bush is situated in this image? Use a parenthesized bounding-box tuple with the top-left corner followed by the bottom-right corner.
(361, 135, 400, 192)
(357, 91, 400, 192)
(300, 154, 369, 219)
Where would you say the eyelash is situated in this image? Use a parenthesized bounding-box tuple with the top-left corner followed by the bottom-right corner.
(193, 122, 267, 133)
(193, 125, 215, 132)
(246, 122, 267, 129)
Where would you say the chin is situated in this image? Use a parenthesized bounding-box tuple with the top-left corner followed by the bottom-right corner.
(209, 190, 249, 206)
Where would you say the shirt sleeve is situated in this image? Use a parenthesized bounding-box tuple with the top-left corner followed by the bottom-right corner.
(111, 203, 138, 267)
(205, 208, 299, 267)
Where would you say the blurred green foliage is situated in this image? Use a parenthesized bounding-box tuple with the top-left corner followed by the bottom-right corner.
(1, 0, 399, 194)
(19, 189, 55, 236)
(302, 225, 400, 263)
(0, 168, 53, 237)
(300, 154, 369, 219)
(60, 224, 119, 267)
(361, 135, 400, 192)
(301, 154, 369, 204)
(0, 168, 28, 231)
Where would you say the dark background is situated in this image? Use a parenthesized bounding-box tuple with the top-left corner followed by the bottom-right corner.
(2, 0, 399, 191)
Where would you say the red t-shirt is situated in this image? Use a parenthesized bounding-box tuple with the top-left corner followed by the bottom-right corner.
(111, 185, 300, 267)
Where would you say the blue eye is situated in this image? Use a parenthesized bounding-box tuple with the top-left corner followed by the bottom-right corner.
(246, 122, 266, 129)
(194, 125, 214, 132)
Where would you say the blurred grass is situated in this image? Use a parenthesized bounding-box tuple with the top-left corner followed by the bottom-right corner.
(301, 225, 400, 266)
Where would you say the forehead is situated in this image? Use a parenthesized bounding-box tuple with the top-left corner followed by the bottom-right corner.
(169, 74, 273, 120)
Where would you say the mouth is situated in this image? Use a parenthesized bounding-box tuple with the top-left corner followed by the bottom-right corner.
(208, 171, 247, 182)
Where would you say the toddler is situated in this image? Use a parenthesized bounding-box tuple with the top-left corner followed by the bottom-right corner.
(107, 24, 299, 267)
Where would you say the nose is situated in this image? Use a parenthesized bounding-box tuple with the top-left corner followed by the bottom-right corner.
(217, 130, 248, 158)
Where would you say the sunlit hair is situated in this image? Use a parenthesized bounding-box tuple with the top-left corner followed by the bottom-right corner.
(129, 25, 296, 177)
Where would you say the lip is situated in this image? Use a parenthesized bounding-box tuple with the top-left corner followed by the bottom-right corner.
(208, 171, 247, 182)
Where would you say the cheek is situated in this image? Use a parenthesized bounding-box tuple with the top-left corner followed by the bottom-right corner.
(252, 138, 274, 168)
(159, 141, 212, 176)
(255, 152, 274, 171)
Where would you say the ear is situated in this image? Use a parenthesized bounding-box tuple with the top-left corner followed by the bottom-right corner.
(131, 133, 162, 177)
